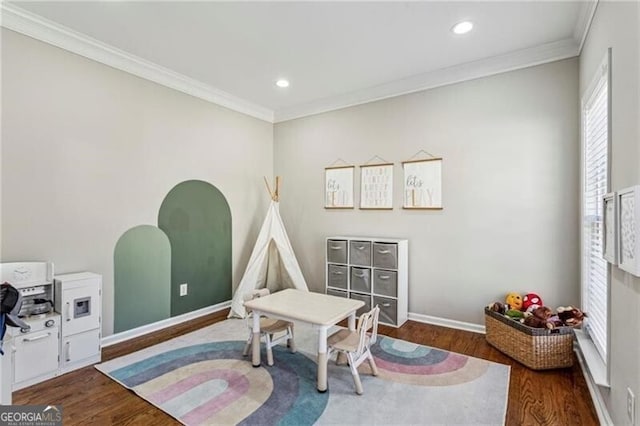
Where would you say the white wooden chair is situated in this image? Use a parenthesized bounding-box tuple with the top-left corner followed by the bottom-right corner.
(242, 289, 295, 366)
(327, 305, 380, 395)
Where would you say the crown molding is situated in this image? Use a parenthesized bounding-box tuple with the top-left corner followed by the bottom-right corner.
(0, 3, 275, 123)
(274, 38, 580, 123)
(2, 3, 584, 125)
(573, 0, 599, 54)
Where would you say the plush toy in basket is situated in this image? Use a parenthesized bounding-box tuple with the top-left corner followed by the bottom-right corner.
(484, 292, 587, 370)
(487, 292, 587, 329)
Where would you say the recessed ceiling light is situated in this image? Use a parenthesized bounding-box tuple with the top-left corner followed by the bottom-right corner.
(276, 79, 290, 88)
(452, 21, 473, 35)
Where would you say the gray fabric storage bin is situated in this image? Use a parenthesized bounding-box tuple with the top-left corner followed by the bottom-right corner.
(373, 269, 397, 297)
(350, 267, 371, 293)
(374, 296, 398, 326)
(373, 242, 398, 269)
(327, 264, 348, 289)
(350, 292, 372, 317)
(327, 239, 348, 264)
(349, 240, 371, 266)
(326, 288, 348, 298)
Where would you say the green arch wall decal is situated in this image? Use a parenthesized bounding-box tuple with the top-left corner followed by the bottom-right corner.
(114, 225, 171, 333)
(158, 180, 232, 316)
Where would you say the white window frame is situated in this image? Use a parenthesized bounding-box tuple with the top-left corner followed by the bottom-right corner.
(579, 48, 611, 385)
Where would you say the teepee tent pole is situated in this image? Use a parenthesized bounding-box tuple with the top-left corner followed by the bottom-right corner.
(263, 176, 281, 202)
(264, 177, 274, 200)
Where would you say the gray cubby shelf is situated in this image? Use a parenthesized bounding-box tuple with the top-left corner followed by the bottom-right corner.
(325, 236, 408, 327)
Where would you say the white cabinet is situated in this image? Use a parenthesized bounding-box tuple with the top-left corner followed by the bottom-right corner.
(325, 237, 408, 327)
(55, 272, 102, 373)
(0, 335, 12, 404)
(13, 327, 59, 384)
(7, 312, 61, 391)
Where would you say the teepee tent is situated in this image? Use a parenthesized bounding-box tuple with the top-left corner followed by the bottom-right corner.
(228, 177, 309, 318)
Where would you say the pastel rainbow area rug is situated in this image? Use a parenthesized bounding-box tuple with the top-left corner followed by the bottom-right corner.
(96, 319, 509, 425)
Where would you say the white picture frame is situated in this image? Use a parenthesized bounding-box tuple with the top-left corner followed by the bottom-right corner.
(603, 192, 617, 264)
(360, 163, 393, 210)
(325, 166, 354, 209)
(402, 158, 443, 209)
(617, 185, 640, 276)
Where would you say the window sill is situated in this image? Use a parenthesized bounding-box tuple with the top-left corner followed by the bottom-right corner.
(574, 329, 609, 388)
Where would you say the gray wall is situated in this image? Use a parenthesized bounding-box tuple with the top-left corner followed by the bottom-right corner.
(1, 29, 274, 336)
(579, 1, 640, 423)
(275, 58, 580, 325)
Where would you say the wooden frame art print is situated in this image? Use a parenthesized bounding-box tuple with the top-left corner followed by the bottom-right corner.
(402, 158, 443, 209)
(617, 185, 640, 276)
(602, 192, 617, 264)
(360, 163, 393, 210)
(325, 166, 354, 209)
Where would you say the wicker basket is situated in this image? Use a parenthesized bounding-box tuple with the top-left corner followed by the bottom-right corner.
(484, 307, 574, 370)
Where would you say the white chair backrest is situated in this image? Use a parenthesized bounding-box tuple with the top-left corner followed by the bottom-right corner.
(242, 288, 271, 320)
(356, 305, 380, 355)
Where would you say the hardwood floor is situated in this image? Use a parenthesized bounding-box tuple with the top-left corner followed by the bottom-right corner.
(14, 309, 598, 425)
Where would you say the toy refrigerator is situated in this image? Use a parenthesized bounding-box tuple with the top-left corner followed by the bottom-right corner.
(54, 272, 102, 373)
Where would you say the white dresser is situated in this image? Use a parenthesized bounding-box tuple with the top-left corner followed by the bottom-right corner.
(325, 236, 408, 327)
(54, 272, 102, 373)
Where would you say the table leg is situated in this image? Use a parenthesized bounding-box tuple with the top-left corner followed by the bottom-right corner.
(251, 311, 261, 367)
(348, 312, 356, 331)
(317, 326, 328, 392)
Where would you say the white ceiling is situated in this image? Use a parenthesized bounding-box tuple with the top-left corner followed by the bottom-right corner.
(3, 1, 594, 122)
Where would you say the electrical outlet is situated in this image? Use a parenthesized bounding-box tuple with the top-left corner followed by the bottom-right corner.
(179, 283, 188, 297)
(628, 388, 635, 424)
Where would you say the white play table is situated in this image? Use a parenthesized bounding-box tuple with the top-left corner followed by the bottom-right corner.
(243, 288, 364, 392)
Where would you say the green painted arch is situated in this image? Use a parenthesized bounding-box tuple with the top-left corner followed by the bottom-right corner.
(114, 225, 171, 333)
(158, 180, 232, 316)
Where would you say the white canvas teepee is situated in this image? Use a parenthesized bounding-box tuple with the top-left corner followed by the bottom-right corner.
(228, 178, 309, 318)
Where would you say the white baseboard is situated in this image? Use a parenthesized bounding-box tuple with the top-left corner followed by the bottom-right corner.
(408, 312, 486, 334)
(574, 343, 613, 425)
(101, 301, 231, 347)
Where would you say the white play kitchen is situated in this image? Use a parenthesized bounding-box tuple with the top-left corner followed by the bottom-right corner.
(0, 262, 102, 403)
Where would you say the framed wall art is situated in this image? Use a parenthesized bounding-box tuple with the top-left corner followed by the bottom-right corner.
(360, 162, 393, 210)
(325, 165, 354, 209)
(602, 192, 617, 264)
(617, 185, 640, 276)
(402, 157, 443, 209)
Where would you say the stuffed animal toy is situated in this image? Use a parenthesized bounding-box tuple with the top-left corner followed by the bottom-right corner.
(557, 306, 587, 327)
(505, 309, 525, 320)
(505, 292, 523, 311)
(522, 293, 543, 312)
(487, 301, 506, 314)
(522, 306, 554, 328)
(547, 314, 564, 328)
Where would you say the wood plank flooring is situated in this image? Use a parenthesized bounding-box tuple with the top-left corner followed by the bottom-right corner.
(13, 309, 598, 425)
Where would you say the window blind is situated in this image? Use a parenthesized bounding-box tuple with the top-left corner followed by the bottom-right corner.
(582, 61, 609, 361)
